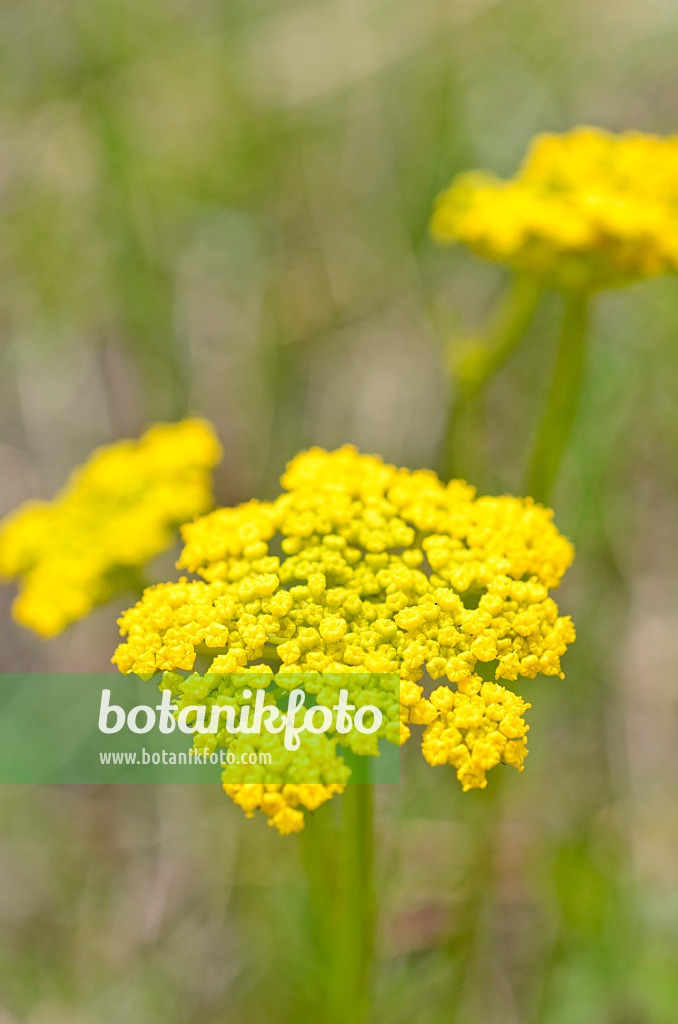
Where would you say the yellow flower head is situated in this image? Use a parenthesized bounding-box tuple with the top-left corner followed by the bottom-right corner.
(113, 446, 575, 832)
(0, 419, 222, 637)
(160, 664, 397, 834)
(431, 126, 678, 288)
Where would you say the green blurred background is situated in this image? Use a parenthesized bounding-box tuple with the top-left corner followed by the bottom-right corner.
(1, 0, 678, 1021)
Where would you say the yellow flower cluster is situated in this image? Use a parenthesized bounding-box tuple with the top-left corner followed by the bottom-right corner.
(0, 419, 222, 637)
(431, 127, 678, 288)
(225, 781, 347, 836)
(158, 666, 398, 830)
(160, 666, 360, 833)
(221, 715, 351, 835)
(113, 446, 575, 831)
(418, 677, 530, 792)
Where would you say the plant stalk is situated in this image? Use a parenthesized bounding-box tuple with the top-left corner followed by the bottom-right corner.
(526, 289, 591, 504)
(441, 275, 541, 483)
(299, 781, 374, 1024)
(329, 782, 374, 1024)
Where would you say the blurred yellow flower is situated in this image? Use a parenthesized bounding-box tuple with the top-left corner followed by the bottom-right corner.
(431, 126, 678, 288)
(0, 419, 222, 637)
(113, 446, 575, 832)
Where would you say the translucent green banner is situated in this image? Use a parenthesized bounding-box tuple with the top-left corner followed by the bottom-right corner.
(0, 673, 401, 784)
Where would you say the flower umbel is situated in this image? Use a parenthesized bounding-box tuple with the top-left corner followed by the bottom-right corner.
(158, 665, 399, 834)
(431, 126, 678, 289)
(113, 446, 575, 832)
(0, 419, 222, 637)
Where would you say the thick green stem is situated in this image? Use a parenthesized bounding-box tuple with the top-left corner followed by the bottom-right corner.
(299, 782, 374, 1024)
(328, 783, 374, 1024)
(526, 290, 591, 504)
(441, 275, 541, 483)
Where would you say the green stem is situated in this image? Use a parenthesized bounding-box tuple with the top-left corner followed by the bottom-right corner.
(330, 783, 374, 1024)
(299, 782, 374, 1024)
(441, 275, 541, 483)
(526, 289, 591, 504)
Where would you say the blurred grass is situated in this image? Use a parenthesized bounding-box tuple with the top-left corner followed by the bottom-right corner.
(1, 0, 678, 1021)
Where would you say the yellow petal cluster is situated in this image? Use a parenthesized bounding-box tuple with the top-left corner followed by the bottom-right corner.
(431, 127, 678, 288)
(222, 722, 350, 835)
(421, 677, 530, 791)
(113, 445, 575, 831)
(225, 782, 347, 836)
(0, 419, 221, 637)
(162, 667, 353, 834)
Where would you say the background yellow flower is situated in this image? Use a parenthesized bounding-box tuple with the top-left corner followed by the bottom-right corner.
(432, 127, 678, 289)
(0, 419, 221, 636)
